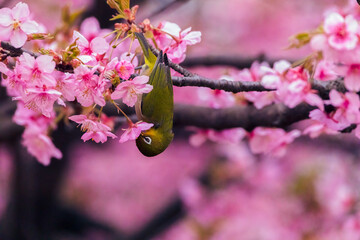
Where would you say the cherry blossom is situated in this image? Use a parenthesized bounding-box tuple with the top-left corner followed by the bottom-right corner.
(22, 125, 62, 166)
(196, 76, 236, 109)
(154, 21, 201, 63)
(119, 121, 154, 143)
(260, 60, 291, 89)
(69, 114, 117, 143)
(73, 65, 106, 107)
(13, 101, 54, 130)
(237, 61, 276, 109)
(18, 87, 62, 117)
(54, 71, 76, 102)
(327, 89, 360, 126)
(189, 128, 246, 147)
(249, 127, 301, 157)
(18, 53, 56, 88)
(0, 61, 24, 96)
(334, 63, 360, 91)
(0, 2, 39, 48)
(73, 30, 109, 63)
(79, 17, 112, 42)
(323, 12, 359, 50)
(115, 59, 135, 80)
(314, 60, 338, 81)
(111, 75, 153, 107)
(277, 67, 324, 110)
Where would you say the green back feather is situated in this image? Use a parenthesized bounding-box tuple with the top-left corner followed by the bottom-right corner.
(141, 54, 173, 134)
(134, 32, 157, 74)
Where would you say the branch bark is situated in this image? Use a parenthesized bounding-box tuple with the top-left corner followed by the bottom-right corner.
(0, 41, 348, 97)
(181, 55, 269, 69)
(174, 103, 314, 131)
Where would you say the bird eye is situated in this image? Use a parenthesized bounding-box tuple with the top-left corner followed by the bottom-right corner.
(143, 136, 152, 145)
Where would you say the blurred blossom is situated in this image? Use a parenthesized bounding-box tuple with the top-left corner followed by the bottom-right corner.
(249, 127, 301, 157)
(61, 141, 211, 234)
(156, 142, 360, 240)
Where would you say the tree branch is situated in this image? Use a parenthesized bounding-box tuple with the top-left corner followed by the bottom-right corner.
(1, 41, 38, 58)
(0, 41, 348, 97)
(181, 55, 270, 69)
(172, 75, 346, 95)
(148, 44, 194, 77)
(174, 103, 314, 131)
(172, 76, 272, 92)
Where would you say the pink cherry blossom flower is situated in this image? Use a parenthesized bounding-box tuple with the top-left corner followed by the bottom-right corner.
(73, 30, 109, 63)
(0, 61, 24, 96)
(323, 12, 359, 50)
(189, 128, 246, 147)
(73, 65, 106, 107)
(13, 101, 54, 131)
(328, 89, 360, 126)
(22, 125, 62, 166)
(314, 60, 338, 81)
(79, 17, 112, 42)
(111, 75, 153, 107)
(120, 52, 138, 67)
(306, 109, 348, 139)
(19, 87, 62, 118)
(115, 60, 135, 80)
(54, 71, 76, 101)
(18, 53, 56, 88)
(310, 34, 328, 52)
(303, 121, 339, 138)
(276, 67, 324, 110)
(249, 127, 301, 157)
(69, 114, 117, 143)
(154, 21, 201, 63)
(334, 63, 360, 91)
(237, 61, 276, 109)
(197, 76, 236, 109)
(0, 2, 39, 48)
(309, 109, 347, 130)
(260, 60, 291, 89)
(119, 121, 154, 143)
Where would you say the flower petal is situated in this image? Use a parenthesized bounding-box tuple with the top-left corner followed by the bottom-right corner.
(10, 28, 27, 48)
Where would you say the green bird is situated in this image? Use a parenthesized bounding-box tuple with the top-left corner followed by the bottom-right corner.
(135, 33, 174, 157)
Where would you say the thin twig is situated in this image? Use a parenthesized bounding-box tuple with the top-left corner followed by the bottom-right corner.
(148, 44, 194, 77)
(172, 76, 272, 92)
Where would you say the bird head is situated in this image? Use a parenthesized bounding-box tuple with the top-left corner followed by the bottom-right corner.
(136, 127, 174, 157)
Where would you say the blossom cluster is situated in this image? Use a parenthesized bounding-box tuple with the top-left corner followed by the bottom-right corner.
(186, 1, 360, 158)
(2, 0, 360, 239)
(0, 2, 201, 165)
(155, 142, 360, 240)
(1, 0, 360, 166)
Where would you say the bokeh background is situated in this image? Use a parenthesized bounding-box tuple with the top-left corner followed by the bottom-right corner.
(1, 0, 360, 240)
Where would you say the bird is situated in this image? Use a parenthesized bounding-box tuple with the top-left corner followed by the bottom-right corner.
(134, 32, 174, 157)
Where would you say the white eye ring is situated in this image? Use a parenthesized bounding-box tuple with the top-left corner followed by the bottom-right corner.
(143, 136, 152, 145)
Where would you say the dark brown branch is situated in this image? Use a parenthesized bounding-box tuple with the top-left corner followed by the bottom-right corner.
(1, 41, 38, 58)
(181, 55, 270, 69)
(172, 76, 272, 92)
(173, 76, 346, 96)
(148, 44, 194, 77)
(174, 103, 314, 131)
(0, 41, 348, 98)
